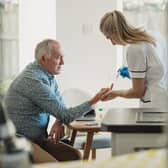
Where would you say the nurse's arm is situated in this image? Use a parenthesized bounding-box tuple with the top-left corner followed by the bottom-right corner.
(115, 78, 145, 98)
(101, 78, 145, 101)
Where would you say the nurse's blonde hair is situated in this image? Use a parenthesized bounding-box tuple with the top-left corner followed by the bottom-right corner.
(100, 10, 156, 46)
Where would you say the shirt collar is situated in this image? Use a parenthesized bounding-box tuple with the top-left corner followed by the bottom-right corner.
(34, 61, 54, 80)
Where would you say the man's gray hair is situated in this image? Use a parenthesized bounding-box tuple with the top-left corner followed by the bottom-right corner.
(34, 39, 59, 60)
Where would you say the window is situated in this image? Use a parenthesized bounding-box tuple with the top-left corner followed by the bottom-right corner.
(0, 1, 18, 94)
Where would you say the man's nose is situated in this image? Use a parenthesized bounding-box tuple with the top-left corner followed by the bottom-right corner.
(60, 56, 64, 65)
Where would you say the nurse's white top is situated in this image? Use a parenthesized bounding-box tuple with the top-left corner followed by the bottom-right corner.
(126, 42, 168, 108)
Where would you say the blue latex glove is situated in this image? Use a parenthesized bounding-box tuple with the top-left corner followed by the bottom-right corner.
(117, 66, 131, 79)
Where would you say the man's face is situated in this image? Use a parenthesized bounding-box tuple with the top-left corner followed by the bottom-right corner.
(42, 43, 64, 75)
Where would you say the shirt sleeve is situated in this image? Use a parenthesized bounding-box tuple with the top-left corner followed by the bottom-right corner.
(127, 44, 146, 78)
(19, 77, 92, 124)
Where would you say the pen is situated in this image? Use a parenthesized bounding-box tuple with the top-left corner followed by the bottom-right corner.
(110, 83, 114, 89)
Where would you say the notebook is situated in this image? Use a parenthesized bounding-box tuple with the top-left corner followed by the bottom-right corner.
(75, 109, 96, 121)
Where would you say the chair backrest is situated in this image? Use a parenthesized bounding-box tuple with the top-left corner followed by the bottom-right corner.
(62, 88, 92, 107)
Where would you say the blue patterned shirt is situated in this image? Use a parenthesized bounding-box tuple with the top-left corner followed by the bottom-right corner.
(4, 62, 92, 141)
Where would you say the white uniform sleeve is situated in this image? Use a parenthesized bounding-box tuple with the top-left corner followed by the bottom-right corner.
(127, 44, 146, 78)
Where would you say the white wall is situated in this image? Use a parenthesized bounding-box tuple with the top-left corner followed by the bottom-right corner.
(56, 1, 119, 91)
(56, 0, 138, 109)
(18, 0, 138, 109)
(19, 0, 56, 71)
(56, 0, 119, 92)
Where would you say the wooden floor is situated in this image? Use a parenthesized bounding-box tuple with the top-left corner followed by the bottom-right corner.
(79, 148, 111, 161)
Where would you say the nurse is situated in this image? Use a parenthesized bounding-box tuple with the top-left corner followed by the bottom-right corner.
(100, 10, 168, 108)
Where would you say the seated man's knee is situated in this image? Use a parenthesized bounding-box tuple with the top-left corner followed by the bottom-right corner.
(31, 142, 57, 163)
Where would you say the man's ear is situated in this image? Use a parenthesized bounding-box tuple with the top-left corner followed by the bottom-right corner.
(38, 55, 46, 65)
(41, 55, 46, 63)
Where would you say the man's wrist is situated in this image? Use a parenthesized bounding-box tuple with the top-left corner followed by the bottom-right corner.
(55, 120, 63, 125)
(88, 99, 96, 106)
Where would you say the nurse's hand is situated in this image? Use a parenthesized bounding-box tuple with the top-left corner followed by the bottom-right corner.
(88, 88, 112, 106)
(101, 90, 118, 101)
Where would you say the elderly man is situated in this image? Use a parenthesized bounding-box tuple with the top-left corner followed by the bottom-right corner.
(4, 39, 109, 162)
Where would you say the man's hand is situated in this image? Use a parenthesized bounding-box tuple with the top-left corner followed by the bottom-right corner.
(48, 120, 64, 144)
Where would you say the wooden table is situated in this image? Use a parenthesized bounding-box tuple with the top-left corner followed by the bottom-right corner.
(68, 120, 101, 160)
